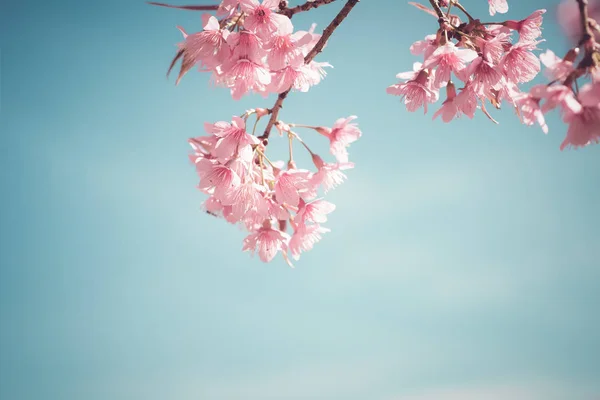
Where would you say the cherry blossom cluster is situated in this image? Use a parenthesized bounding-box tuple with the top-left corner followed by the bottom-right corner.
(189, 110, 360, 265)
(387, 0, 600, 150)
(152, 0, 361, 265)
(525, 0, 600, 150)
(168, 0, 331, 99)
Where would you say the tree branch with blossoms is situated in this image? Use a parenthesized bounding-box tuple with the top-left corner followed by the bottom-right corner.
(153, 0, 362, 266)
(152, 0, 599, 267)
(386, 0, 600, 150)
(260, 0, 360, 141)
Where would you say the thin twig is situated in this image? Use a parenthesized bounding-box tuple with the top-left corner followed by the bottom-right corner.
(452, 2, 475, 22)
(147, 2, 219, 11)
(258, 0, 360, 141)
(279, 0, 338, 18)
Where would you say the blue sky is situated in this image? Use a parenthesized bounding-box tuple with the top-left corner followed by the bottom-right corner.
(1, 0, 599, 399)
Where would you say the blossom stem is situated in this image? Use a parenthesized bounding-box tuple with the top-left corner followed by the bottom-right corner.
(252, 115, 261, 136)
(258, 0, 360, 142)
(259, 155, 266, 185)
(452, 2, 474, 22)
(288, 133, 294, 163)
(291, 132, 315, 155)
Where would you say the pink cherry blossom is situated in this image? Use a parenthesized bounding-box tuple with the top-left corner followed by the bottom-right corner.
(211, 116, 260, 161)
(310, 155, 354, 193)
(274, 169, 312, 207)
(198, 164, 241, 200)
(288, 223, 330, 261)
(239, 0, 293, 40)
(539, 50, 575, 81)
(221, 180, 266, 221)
(315, 116, 362, 163)
(433, 82, 477, 122)
(242, 224, 290, 262)
(387, 69, 439, 113)
(227, 30, 267, 64)
(514, 93, 548, 134)
(172, 15, 230, 83)
(463, 56, 503, 95)
(296, 199, 336, 224)
(561, 107, 600, 150)
(411, 34, 438, 61)
(500, 40, 541, 83)
(488, 0, 508, 16)
(530, 84, 582, 114)
(220, 57, 272, 99)
(504, 9, 546, 42)
(422, 42, 478, 88)
(266, 25, 311, 70)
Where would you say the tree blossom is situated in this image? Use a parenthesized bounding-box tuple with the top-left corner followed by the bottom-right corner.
(243, 223, 291, 262)
(488, 0, 508, 16)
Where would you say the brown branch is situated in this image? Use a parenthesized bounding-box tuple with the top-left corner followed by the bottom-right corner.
(427, 0, 444, 19)
(278, 0, 338, 18)
(258, 0, 360, 141)
(146, 2, 219, 11)
(576, 0, 593, 42)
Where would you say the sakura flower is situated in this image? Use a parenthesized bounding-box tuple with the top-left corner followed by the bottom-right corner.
(462, 56, 503, 95)
(478, 32, 511, 65)
(310, 154, 354, 193)
(269, 59, 332, 93)
(226, 30, 267, 64)
(220, 57, 272, 99)
(504, 9, 546, 41)
(295, 199, 336, 224)
(217, 0, 239, 17)
(170, 15, 230, 84)
(198, 164, 241, 200)
(387, 69, 439, 113)
(239, 0, 293, 40)
(221, 179, 266, 221)
(288, 223, 330, 261)
(210, 116, 260, 161)
(500, 40, 541, 84)
(560, 107, 600, 150)
(579, 82, 600, 107)
(433, 82, 476, 122)
(274, 169, 313, 206)
(530, 84, 581, 114)
(422, 42, 478, 88)
(488, 0, 508, 16)
(203, 195, 224, 216)
(539, 49, 575, 81)
(266, 24, 311, 70)
(242, 223, 291, 262)
(410, 34, 438, 61)
(315, 116, 361, 163)
(515, 93, 548, 134)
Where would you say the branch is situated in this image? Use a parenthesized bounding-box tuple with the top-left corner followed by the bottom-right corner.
(146, 2, 219, 11)
(279, 0, 338, 18)
(259, 0, 360, 141)
(427, 0, 444, 19)
(576, 0, 593, 42)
